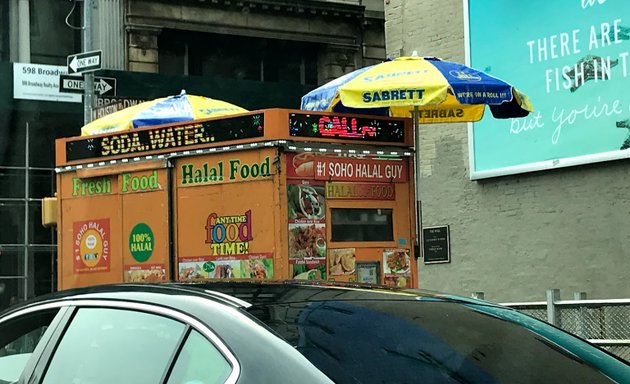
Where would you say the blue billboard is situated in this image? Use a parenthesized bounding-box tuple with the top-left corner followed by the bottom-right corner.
(467, 0, 630, 178)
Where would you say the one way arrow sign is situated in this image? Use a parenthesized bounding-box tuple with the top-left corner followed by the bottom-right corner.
(59, 75, 117, 96)
(67, 50, 102, 74)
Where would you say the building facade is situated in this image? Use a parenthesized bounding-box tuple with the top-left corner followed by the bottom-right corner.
(385, 0, 630, 301)
(0, 0, 385, 310)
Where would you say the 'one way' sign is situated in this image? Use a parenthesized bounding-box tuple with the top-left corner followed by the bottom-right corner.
(67, 50, 102, 74)
(59, 75, 117, 96)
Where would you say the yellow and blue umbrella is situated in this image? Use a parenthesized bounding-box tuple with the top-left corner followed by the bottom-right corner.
(81, 91, 248, 136)
(301, 55, 533, 123)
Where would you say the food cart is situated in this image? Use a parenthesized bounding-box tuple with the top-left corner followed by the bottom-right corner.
(49, 109, 418, 289)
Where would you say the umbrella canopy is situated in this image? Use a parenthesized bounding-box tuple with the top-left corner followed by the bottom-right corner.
(301, 55, 533, 123)
(81, 91, 248, 136)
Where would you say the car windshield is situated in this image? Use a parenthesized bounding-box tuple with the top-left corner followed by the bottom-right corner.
(245, 298, 619, 384)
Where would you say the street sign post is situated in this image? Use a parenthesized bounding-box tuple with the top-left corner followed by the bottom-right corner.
(67, 50, 102, 74)
(59, 75, 116, 96)
(79, 0, 96, 125)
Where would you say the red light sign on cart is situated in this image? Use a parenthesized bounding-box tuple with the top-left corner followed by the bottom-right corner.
(314, 157, 408, 183)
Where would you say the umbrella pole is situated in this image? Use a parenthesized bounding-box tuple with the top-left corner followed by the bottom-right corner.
(413, 106, 423, 259)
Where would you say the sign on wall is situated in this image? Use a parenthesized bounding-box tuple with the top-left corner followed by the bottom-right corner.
(313, 157, 408, 183)
(422, 226, 450, 264)
(175, 149, 277, 281)
(467, 1, 630, 178)
(73, 218, 111, 273)
(285, 152, 409, 183)
(13, 63, 81, 103)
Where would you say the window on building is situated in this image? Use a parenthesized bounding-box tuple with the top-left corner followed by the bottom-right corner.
(30, 0, 82, 65)
(0, 1, 8, 61)
(0, 169, 26, 199)
(0, 113, 78, 312)
(0, 202, 25, 245)
(0, 247, 24, 278)
(0, 118, 26, 168)
(32, 247, 56, 297)
(0, 247, 29, 308)
(330, 208, 394, 242)
(159, 30, 318, 85)
(0, 279, 23, 309)
(29, 202, 55, 245)
(29, 169, 56, 199)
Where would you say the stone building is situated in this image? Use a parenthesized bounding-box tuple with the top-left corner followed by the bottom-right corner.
(120, 0, 385, 82)
(385, 0, 630, 301)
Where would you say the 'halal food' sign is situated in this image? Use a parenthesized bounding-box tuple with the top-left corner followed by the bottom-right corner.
(180, 157, 271, 185)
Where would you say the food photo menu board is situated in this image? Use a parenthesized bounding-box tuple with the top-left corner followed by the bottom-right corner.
(287, 154, 327, 280)
(383, 249, 411, 288)
(329, 248, 356, 278)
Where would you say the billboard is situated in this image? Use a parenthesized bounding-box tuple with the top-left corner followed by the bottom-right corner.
(467, 0, 630, 179)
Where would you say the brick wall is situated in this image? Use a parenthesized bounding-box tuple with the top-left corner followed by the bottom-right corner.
(386, 0, 630, 302)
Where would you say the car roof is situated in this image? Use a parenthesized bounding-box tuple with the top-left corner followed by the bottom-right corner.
(0, 280, 501, 318)
(174, 280, 499, 306)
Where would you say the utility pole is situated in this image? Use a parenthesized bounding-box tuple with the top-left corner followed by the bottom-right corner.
(83, 0, 94, 125)
(17, 0, 30, 62)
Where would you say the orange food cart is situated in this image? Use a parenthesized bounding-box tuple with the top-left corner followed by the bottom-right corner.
(51, 109, 418, 290)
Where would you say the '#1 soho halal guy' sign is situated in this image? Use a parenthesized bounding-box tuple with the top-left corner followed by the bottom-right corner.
(467, 0, 630, 179)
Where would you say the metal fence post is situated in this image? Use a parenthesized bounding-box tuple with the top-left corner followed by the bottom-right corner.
(574, 292, 587, 338)
(546, 289, 560, 325)
(471, 292, 485, 300)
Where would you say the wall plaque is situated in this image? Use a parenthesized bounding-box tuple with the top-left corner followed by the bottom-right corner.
(423, 225, 450, 264)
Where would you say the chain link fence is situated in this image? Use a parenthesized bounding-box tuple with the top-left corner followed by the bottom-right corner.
(502, 302, 548, 322)
(498, 291, 630, 363)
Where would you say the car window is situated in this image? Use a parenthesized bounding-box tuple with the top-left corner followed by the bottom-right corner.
(166, 329, 232, 384)
(42, 308, 186, 384)
(247, 300, 620, 384)
(0, 308, 60, 384)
